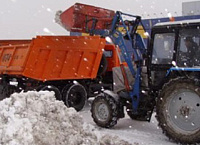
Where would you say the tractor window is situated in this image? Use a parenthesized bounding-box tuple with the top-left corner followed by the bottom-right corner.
(152, 33, 175, 64)
(177, 29, 200, 67)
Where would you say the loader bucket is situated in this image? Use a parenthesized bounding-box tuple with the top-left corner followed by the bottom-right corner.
(55, 3, 115, 33)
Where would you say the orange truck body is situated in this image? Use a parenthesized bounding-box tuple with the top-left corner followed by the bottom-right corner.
(0, 36, 106, 81)
(104, 44, 120, 72)
(104, 44, 128, 72)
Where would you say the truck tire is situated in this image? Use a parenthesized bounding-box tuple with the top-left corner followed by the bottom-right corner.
(0, 84, 7, 100)
(91, 93, 118, 128)
(40, 85, 62, 101)
(0, 83, 19, 100)
(156, 77, 200, 144)
(62, 83, 87, 111)
(97, 54, 108, 76)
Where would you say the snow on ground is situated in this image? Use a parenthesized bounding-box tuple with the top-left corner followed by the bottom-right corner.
(0, 91, 178, 145)
(80, 99, 177, 145)
(0, 91, 133, 145)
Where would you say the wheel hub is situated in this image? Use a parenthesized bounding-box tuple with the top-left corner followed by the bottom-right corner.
(179, 105, 190, 118)
(69, 92, 81, 105)
(95, 103, 109, 122)
(167, 89, 200, 133)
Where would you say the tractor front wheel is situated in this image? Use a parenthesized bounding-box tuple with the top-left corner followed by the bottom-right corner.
(91, 93, 118, 128)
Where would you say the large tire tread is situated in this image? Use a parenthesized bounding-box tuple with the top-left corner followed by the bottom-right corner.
(62, 83, 87, 112)
(156, 77, 200, 144)
(91, 94, 118, 128)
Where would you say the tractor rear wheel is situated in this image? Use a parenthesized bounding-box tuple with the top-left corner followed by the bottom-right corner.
(91, 93, 118, 128)
(156, 78, 200, 144)
(62, 83, 87, 111)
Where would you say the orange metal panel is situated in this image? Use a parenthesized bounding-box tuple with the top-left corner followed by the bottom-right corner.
(0, 40, 31, 46)
(0, 36, 106, 81)
(104, 44, 119, 72)
(0, 44, 31, 75)
(23, 35, 106, 81)
(104, 44, 128, 72)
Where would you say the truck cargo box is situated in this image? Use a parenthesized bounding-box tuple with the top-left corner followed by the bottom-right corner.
(0, 40, 31, 46)
(59, 3, 115, 33)
(0, 36, 106, 81)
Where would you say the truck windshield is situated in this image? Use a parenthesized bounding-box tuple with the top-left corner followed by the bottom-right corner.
(177, 29, 200, 67)
(152, 33, 175, 64)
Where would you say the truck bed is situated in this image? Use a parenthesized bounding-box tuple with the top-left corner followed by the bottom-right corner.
(0, 36, 105, 81)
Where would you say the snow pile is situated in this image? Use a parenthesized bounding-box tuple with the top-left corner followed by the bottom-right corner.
(99, 135, 138, 145)
(0, 91, 133, 145)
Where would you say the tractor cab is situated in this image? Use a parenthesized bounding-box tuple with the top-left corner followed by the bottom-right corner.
(146, 20, 200, 144)
(148, 19, 200, 91)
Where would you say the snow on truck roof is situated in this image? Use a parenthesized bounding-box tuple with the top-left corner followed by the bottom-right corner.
(154, 19, 200, 27)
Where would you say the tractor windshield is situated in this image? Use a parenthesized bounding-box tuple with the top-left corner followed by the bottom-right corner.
(152, 33, 175, 64)
(177, 29, 200, 67)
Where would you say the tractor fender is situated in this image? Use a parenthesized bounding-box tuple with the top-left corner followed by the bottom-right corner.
(102, 90, 120, 102)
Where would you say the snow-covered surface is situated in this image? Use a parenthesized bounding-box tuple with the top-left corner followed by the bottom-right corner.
(0, 91, 177, 145)
(81, 99, 177, 145)
(0, 91, 133, 145)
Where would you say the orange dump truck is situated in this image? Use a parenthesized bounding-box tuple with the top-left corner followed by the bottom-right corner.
(0, 3, 122, 111)
(0, 35, 114, 111)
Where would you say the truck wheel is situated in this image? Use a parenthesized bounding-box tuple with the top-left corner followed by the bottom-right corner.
(40, 85, 62, 101)
(97, 54, 108, 76)
(8, 85, 19, 96)
(0, 84, 7, 100)
(91, 93, 118, 128)
(156, 78, 200, 144)
(62, 84, 87, 111)
(0, 83, 19, 100)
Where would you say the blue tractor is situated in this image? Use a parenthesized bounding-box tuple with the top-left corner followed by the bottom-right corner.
(89, 12, 200, 144)
(57, 3, 200, 144)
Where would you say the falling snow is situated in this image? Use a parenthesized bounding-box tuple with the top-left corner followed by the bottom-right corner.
(0, 1, 199, 145)
(46, 8, 52, 12)
(83, 58, 88, 61)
